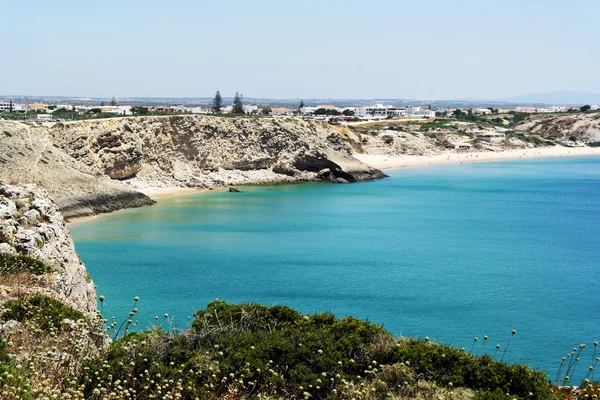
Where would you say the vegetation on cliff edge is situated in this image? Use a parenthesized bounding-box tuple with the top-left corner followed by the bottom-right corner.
(0, 297, 598, 399)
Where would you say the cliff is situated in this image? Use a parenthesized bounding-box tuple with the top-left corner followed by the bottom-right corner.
(0, 116, 385, 219)
(513, 112, 600, 140)
(0, 121, 155, 219)
(340, 112, 600, 158)
(0, 183, 96, 313)
(47, 115, 385, 186)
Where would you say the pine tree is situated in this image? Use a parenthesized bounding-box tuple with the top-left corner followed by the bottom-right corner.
(299, 99, 305, 109)
(212, 91, 223, 113)
(110, 96, 118, 106)
(232, 92, 244, 114)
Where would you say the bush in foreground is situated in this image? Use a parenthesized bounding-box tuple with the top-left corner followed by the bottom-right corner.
(76, 300, 556, 399)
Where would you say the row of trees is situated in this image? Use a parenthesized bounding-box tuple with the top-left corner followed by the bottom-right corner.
(212, 92, 310, 114)
(212, 91, 245, 114)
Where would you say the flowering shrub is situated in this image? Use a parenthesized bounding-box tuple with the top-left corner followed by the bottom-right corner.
(0, 253, 52, 275)
(1, 295, 85, 331)
(76, 301, 559, 399)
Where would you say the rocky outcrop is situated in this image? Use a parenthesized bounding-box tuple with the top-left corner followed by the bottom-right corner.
(0, 121, 155, 219)
(514, 113, 600, 140)
(47, 115, 385, 187)
(0, 182, 96, 313)
(0, 116, 385, 218)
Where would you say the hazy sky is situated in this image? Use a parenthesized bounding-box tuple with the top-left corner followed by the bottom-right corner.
(2, 0, 599, 100)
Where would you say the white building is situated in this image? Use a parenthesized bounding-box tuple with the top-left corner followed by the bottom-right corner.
(54, 104, 74, 111)
(300, 106, 319, 115)
(271, 107, 291, 115)
(0, 102, 27, 112)
(188, 107, 211, 114)
(36, 114, 53, 121)
(386, 107, 407, 116)
(455, 144, 472, 152)
(74, 105, 91, 113)
(171, 105, 188, 113)
(476, 132, 506, 143)
(406, 106, 435, 118)
(356, 104, 428, 118)
(243, 105, 258, 114)
(116, 106, 133, 115)
(356, 104, 388, 117)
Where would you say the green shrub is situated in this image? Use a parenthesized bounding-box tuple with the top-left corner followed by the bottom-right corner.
(0, 337, 12, 366)
(0, 253, 53, 275)
(474, 388, 515, 399)
(393, 339, 554, 399)
(80, 301, 391, 398)
(1, 295, 85, 331)
(0, 337, 31, 392)
(510, 112, 530, 124)
(78, 301, 557, 399)
(527, 136, 543, 145)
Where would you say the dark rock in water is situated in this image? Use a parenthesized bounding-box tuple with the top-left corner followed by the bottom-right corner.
(317, 168, 332, 180)
(272, 164, 297, 176)
(228, 187, 241, 193)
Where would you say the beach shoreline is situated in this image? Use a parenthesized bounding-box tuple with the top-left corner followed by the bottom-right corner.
(67, 187, 209, 225)
(135, 186, 208, 199)
(67, 146, 599, 225)
(353, 146, 600, 170)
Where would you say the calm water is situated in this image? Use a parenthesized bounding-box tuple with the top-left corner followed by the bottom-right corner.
(71, 157, 600, 379)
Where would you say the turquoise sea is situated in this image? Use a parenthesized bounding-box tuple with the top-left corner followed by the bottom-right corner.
(70, 157, 600, 380)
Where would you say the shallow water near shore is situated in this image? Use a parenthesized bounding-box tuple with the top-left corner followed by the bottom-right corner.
(71, 156, 600, 380)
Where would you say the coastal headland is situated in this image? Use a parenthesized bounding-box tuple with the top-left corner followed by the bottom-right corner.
(0, 115, 385, 219)
(2, 113, 600, 220)
(1, 114, 599, 397)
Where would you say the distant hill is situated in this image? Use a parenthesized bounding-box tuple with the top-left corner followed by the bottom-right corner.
(499, 91, 600, 105)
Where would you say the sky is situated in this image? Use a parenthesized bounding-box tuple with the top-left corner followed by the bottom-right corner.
(1, 0, 599, 100)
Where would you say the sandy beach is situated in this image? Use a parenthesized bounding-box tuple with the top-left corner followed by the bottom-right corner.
(353, 146, 600, 170)
(67, 187, 208, 225)
(135, 186, 207, 199)
(67, 214, 103, 225)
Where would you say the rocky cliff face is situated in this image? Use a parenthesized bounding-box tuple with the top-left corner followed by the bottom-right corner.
(0, 182, 96, 313)
(514, 113, 600, 140)
(0, 121, 155, 219)
(1, 116, 385, 218)
(47, 115, 385, 188)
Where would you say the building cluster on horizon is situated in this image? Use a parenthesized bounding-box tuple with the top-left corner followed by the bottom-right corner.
(514, 105, 599, 113)
(0, 100, 437, 121)
(2, 99, 599, 123)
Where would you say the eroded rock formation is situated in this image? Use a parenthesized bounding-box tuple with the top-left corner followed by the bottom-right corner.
(0, 183, 96, 312)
